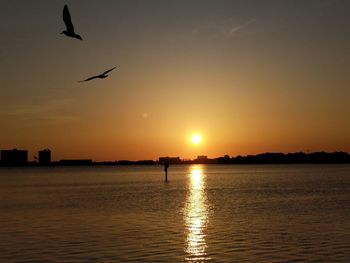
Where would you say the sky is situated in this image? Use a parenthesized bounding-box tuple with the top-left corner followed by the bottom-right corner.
(1, 0, 350, 161)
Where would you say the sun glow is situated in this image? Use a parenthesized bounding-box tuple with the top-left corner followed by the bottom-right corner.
(191, 134, 202, 145)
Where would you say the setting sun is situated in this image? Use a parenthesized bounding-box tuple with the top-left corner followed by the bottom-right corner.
(191, 134, 202, 145)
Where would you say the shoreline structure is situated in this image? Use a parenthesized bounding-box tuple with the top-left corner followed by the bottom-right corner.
(1, 150, 350, 167)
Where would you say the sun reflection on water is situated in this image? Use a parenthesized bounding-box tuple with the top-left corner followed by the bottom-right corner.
(184, 165, 210, 261)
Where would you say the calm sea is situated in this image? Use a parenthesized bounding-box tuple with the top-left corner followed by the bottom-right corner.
(0, 164, 349, 262)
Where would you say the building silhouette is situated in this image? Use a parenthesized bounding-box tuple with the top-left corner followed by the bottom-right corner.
(38, 149, 51, 166)
(0, 149, 28, 166)
(196, 155, 208, 161)
(159, 156, 181, 164)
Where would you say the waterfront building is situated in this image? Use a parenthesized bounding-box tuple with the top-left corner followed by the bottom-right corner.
(0, 149, 28, 166)
(38, 149, 51, 166)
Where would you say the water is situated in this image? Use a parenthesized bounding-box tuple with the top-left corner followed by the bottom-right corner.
(0, 164, 349, 262)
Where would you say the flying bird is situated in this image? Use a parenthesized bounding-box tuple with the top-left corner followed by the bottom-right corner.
(61, 5, 82, 40)
(79, 67, 117, 82)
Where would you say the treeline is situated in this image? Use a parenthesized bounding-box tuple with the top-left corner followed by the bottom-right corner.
(97, 152, 350, 165)
(192, 152, 350, 164)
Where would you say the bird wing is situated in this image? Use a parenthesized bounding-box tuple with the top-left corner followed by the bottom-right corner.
(79, 75, 98, 82)
(63, 5, 75, 33)
(102, 66, 117, 75)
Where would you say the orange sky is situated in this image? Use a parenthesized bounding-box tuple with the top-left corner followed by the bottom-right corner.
(1, 1, 350, 161)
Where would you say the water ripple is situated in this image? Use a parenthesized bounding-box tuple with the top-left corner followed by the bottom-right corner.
(0, 165, 349, 262)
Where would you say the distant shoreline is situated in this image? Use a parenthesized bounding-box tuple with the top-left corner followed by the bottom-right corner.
(1, 151, 350, 167)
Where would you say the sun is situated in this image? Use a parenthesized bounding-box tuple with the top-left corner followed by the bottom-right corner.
(191, 134, 202, 145)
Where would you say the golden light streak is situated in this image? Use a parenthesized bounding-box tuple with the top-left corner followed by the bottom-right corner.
(184, 165, 210, 261)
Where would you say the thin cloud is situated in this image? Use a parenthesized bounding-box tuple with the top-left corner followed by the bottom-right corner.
(0, 98, 73, 116)
(227, 19, 256, 36)
(193, 18, 256, 38)
(0, 98, 79, 123)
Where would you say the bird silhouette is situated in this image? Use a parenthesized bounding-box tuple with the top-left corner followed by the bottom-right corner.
(79, 67, 117, 82)
(61, 5, 82, 40)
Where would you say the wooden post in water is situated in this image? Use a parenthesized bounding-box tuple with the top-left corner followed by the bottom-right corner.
(164, 160, 169, 182)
